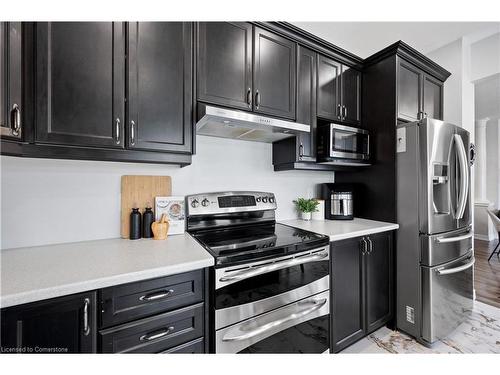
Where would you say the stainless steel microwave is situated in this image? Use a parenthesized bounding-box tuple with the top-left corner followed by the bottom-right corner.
(316, 123, 370, 166)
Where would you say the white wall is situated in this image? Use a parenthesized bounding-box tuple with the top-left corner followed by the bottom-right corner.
(1, 136, 334, 249)
(471, 33, 500, 82)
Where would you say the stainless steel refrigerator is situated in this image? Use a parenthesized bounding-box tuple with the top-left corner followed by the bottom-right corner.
(396, 118, 474, 346)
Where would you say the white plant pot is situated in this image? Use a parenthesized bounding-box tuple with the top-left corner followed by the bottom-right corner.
(300, 212, 312, 221)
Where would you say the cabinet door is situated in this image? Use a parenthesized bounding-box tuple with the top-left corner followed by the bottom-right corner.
(253, 27, 296, 119)
(422, 74, 443, 120)
(317, 54, 341, 121)
(365, 232, 393, 333)
(197, 22, 252, 111)
(296, 45, 317, 161)
(397, 59, 422, 122)
(340, 65, 361, 125)
(0, 22, 22, 140)
(35, 22, 125, 148)
(1, 292, 97, 353)
(127, 22, 192, 153)
(330, 237, 365, 353)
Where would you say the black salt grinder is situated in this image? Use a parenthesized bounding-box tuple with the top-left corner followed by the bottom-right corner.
(142, 207, 154, 238)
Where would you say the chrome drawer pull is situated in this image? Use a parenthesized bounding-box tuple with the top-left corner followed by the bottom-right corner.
(139, 289, 174, 302)
(83, 298, 90, 336)
(219, 251, 328, 283)
(436, 233, 472, 243)
(222, 298, 327, 342)
(436, 257, 475, 276)
(139, 326, 174, 342)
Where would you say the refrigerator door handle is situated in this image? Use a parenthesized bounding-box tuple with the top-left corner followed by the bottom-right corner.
(436, 232, 473, 243)
(453, 134, 469, 220)
(436, 257, 475, 275)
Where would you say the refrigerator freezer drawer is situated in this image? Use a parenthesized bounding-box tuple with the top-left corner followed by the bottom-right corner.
(420, 226, 473, 267)
(421, 252, 474, 344)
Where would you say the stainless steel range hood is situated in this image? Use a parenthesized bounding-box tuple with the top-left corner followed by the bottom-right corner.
(196, 104, 310, 143)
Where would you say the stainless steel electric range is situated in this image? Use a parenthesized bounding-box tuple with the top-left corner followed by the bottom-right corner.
(186, 191, 330, 354)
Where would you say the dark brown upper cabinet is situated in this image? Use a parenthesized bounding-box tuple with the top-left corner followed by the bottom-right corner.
(253, 27, 296, 119)
(197, 22, 252, 111)
(197, 23, 296, 120)
(317, 54, 340, 121)
(0, 22, 22, 140)
(340, 65, 361, 125)
(295, 45, 317, 161)
(422, 74, 443, 120)
(35, 22, 125, 148)
(317, 54, 360, 125)
(127, 22, 193, 153)
(397, 57, 443, 122)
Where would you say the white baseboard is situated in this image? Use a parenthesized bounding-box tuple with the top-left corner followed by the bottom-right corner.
(474, 233, 491, 241)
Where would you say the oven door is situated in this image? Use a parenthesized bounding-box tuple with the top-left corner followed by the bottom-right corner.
(216, 291, 329, 353)
(214, 247, 330, 353)
(329, 124, 369, 160)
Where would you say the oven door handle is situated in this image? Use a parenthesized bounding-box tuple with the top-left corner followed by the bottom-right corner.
(219, 251, 328, 283)
(221, 298, 327, 342)
(436, 257, 475, 275)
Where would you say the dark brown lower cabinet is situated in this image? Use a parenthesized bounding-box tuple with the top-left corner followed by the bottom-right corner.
(0, 292, 97, 353)
(0, 269, 209, 354)
(330, 231, 393, 353)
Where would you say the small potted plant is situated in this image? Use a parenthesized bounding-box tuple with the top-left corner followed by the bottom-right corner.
(293, 198, 320, 221)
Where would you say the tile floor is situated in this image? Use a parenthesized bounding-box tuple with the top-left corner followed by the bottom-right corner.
(342, 300, 500, 353)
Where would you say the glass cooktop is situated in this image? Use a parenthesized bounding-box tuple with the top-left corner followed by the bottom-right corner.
(190, 223, 329, 267)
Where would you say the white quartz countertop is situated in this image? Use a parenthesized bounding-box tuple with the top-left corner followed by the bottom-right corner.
(279, 218, 399, 242)
(0, 234, 214, 308)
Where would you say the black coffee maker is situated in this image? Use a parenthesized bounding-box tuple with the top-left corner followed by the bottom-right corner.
(321, 183, 360, 220)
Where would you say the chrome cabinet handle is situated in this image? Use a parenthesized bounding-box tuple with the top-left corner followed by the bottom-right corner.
(299, 143, 304, 158)
(343, 105, 348, 120)
(255, 90, 260, 109)
(83, 298, 90, 336)
(139, 326, 174, 342)
(11, 103, 21, 136)
(139, 289, 174, 302)
(246, 87, 252, 108)
(219, 251, 328, 283)
(115, 118, 121, 144)
(436, 232, 472, 243)
(436, 257, 475, 275)
(130, 120, 136, 145)
(360, 238, 367, 255)
(337, 104, 342, 119)
(366, 237, 373, 254)
(222, 298, 327, 342)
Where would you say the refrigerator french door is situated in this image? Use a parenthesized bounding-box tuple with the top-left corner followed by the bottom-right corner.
(396, 118, 474, 346)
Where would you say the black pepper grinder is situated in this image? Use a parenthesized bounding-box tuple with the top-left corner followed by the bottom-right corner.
(130, 208, 142, 240)
(142, 207, 154, 239)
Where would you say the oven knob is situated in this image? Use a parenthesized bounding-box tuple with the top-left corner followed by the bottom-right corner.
(269, 197, 275, 203)
(191, 199, 199, 208)
(201, 198, 210, 207)
(262, 197, 268, 203)
(256, 197, 261, 203)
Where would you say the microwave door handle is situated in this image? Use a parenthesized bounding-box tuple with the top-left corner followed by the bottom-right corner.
(453, 134, 469, 220)
(436, 257, 475, 275)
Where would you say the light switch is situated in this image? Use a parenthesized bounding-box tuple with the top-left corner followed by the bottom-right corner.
(396, 127, 406, 153)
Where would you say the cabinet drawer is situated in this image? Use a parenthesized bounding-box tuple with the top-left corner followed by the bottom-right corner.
(160, 337, 205, 353)
(99, 303, 204, 353)
(99, 270, 204, 328)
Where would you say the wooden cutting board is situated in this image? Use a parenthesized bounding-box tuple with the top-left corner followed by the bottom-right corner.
(121, 175, 172, 238)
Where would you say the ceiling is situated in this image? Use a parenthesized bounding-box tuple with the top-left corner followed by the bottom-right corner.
(292, 22, 500, 58)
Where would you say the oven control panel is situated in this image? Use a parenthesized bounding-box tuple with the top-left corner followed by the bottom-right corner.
(186, 191, 276, 216)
